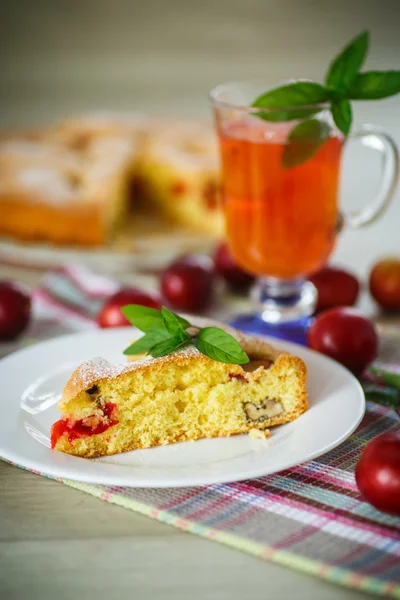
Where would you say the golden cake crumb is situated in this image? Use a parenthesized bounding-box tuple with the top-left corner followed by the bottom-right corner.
(249, 428, 270, 440)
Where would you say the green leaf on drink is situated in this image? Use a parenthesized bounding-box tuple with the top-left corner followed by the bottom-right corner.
(123, 328, 173, 356)
(282, 119, 331, 169)
(331, 98, 352, 135)
(349, 71, 400, 99)
(249, 30, 400, 168)
(195, 327, 249, 364)
(253, 82, 330, 107)
(325, 30, 369, 92)
(256, 107, 323, 123)
(252, 82, 330, 121)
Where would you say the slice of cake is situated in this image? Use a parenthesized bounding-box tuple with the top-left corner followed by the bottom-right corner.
(51, 325, 307, 458)
(0, 130, 135, 246)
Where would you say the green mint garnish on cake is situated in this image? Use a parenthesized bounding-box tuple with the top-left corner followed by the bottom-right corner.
(195, 327, 250, 364)
(122, 305, 249, 365)
(252, 30, 400, 167)
(121, 304, 190, 332)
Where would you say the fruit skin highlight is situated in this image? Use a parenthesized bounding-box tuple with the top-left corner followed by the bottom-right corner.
(309, 266, 359, 312)
(307, 307, 378, 375)
(161, 256, 215, 312)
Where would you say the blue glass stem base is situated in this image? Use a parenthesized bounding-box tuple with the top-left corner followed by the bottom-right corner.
(229, 313, 312, 346)
(251, 277, 317, 324)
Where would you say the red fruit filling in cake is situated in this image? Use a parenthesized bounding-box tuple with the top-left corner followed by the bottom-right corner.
(51, 402, 118, 448)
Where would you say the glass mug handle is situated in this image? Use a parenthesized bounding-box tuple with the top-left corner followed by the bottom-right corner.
(342, 125, 399, 229)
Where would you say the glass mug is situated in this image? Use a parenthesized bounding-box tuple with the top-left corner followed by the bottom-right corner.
(210, 80, 399, 339)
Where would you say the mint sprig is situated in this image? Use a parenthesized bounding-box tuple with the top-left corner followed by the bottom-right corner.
(325, 30, 369, 93)
(331, 98, 352, 135)
(122, 305, 249, 365)
(150, 335, 190, 358)
(349, 71, 400, 100)
(283, 119, 330, 169)
(123, 327, 172, 356)
(161, 306, 190, 341)
(121, 304, 190, 332)
(252, 30, 400, 167)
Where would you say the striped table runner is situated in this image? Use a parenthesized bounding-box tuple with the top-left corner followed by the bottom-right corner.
(2, 265, 400, 598)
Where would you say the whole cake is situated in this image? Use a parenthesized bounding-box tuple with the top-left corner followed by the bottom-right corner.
(51, 324, 307, 458)
(0, 114, 224, 246)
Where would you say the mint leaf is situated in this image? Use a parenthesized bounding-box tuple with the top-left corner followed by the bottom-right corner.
(282, 119, 330, 168)
(123, 328, 172, 355)
(195, 327, 249, 364)
(253, 82, 330, 107)
(349, 71, 400, 99)
(161, 306, 191, 341)
(121, 305, 164, 332)
(175, 314, 191, 329)
(150, 335, 190, 358)
(326, 30, 369, 92)
(248, 30, 400, 171)
(121, 304, 190, 333)
(252, 82, 330, 122)
(256, 107, 322, 123)
(331, 98, 352, 135)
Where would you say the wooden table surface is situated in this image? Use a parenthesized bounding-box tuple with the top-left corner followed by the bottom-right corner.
(2, 262, 399, 600)
(1, 462, 371, 600)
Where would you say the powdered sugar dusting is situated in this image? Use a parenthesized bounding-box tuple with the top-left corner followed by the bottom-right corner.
(75, 344, 202, 388)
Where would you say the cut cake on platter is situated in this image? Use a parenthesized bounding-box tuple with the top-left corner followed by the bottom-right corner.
(0, 115, 224, 247)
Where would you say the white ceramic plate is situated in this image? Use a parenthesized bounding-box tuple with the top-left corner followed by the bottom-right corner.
(0, 328, 365, 487)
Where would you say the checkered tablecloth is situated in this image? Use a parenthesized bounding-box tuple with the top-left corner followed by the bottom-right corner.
(2, 265, 400, 598)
